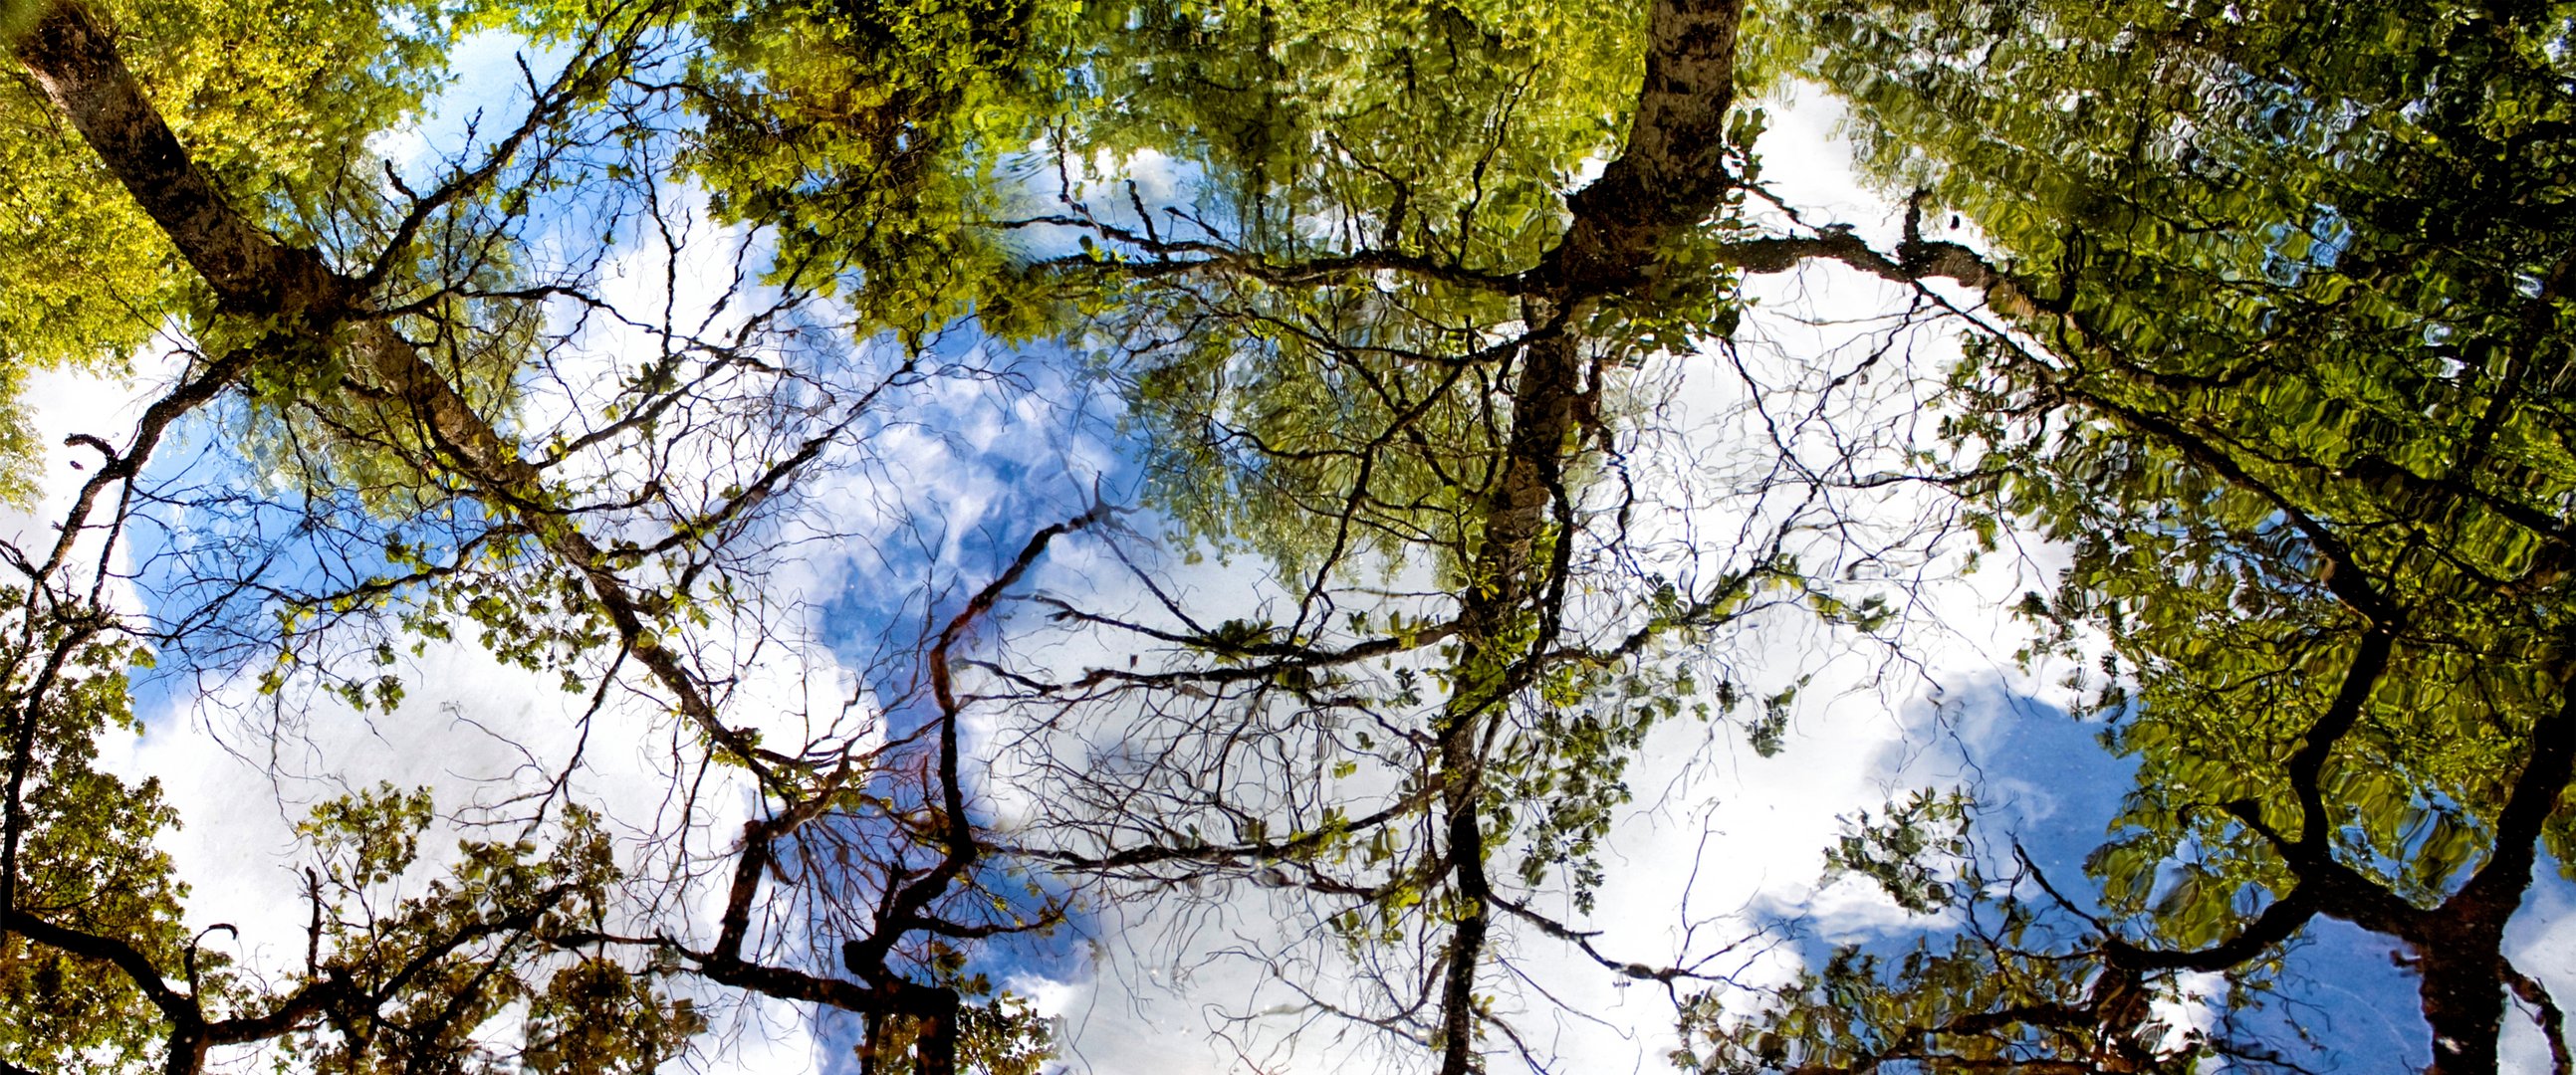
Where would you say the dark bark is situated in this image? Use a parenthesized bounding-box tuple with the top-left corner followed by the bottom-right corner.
(1546, 0, 1742, 300)
(2409, 687, 2576, 1074)
(2419, 925, 2510, 1075)
(11, 0, 340, 317)
(1427, 1, 1749, 1069)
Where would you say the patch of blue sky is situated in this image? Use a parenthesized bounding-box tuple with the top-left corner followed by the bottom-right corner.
(2260, 918, 2428, 1071)
(122, 24, 643, 709)
(790, 150, 1235, 1075)
(2258, 205, 2354, 289)
(798, 336, 1140, 651)
(374, 28, 578, 191)
(793, 122, 1220, 701)
(118, 396, 507, 718)
(1776, 680, 2441, 1072)
(1769, 688, 2134, 939)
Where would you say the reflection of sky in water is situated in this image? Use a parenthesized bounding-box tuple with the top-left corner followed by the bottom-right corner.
(84, 27, 2573, 1075)
(114, 32, 1149, 1067)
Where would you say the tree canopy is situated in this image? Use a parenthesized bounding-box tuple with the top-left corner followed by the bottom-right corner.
(0, 0, 2569, 1072)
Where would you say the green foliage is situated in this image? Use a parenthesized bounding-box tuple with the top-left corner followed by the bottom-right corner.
(1709, 0, 2576, 1062)
(522, 957, 705, 1074)
(0, 0, 449, 498)
(681, 0, 1080, 339)
(298, 781, 437, 888)
(1676, 933, 2208, 1074)
(1879, 0, 2576, 908)
(0, 635, 188, 1075)
(1499, 658, 1702, 911)
(284, 793, 671, 1073)
(1060, 0, 1642, 263)
(1822, 788, 1972, 916)
(859, 994, 1052, 1075)
(1079, 0, 1664, 571)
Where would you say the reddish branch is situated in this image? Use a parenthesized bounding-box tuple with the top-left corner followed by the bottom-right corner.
(551, 508, 1106, 1074)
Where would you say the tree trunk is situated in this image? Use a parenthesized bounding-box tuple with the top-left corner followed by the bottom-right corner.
(13, 0, 340, 316)
(2418, 929, 2507, 1075)
(1426, 1, 1747, 1069)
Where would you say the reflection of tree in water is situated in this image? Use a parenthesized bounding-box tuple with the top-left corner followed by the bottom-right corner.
(0, 0, 2568, 1072)
(1693, 2, 2576, 1072)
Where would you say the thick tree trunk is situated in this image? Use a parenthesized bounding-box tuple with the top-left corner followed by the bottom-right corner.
(1550, 0, 1741, 299)
(13, 0, 339, 316)
(2417, 922, 2509, 1075)
(1428, 1, 1745, 1069)
(2412, 686, 2576, 1074)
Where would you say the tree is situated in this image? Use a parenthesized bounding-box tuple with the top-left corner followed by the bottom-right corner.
(0, 0, 1076, 1069)
(14, 0, 2560, 1071)
(928, 0, 2107, 1071)
(0, 0, 447, 502)
(2, 0, 2020, 1064)
(1681, 0, 2576, 1072)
